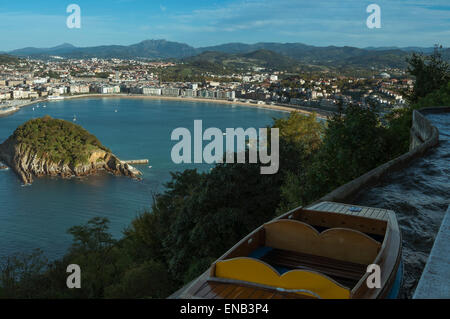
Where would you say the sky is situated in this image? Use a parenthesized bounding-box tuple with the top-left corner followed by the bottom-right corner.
(0, 0, 449, 51)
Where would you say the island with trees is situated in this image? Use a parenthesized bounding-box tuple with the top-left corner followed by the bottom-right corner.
(0, 115, 142, 184)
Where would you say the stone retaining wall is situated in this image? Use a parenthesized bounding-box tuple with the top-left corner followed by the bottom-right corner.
(313, 107, 445, 204)
(413, 205, 450, 299)
(410, 110, 437, 150)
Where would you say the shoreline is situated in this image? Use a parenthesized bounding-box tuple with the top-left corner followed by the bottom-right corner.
(63, 94, 330, 118)
(0, 94, 330, 119)
(0, 100, 43, 117)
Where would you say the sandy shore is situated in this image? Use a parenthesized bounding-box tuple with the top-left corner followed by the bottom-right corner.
(64, 94, 330, 119)
(0, 99, 45, 117)
(1, 94, 330, 119)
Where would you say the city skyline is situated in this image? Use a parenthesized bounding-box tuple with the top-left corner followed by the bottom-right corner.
(0, 0, 449, 51)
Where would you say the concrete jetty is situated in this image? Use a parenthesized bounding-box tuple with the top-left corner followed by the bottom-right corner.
(122, 159, 149, 165)
(413, 205, 450, 299)
(0, 106, 19, 117)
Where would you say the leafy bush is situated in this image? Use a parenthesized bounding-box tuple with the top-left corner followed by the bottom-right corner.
(413, 81, 450, 109)
(406, 46, 449, 103)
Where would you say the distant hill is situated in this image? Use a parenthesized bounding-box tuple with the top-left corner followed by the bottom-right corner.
(194, 44, 450, 69)
(9, 43, 77, 56)
(364, 46, 436, 53)
(198, 42, 311, 56)
(339, 49, 412, 68)
(197, 43, 405, 65)
(0, 54, 20, 64)
(184, 49, 299, 71)
(9, 40, 197, 59)
(6, 39, 450, 68)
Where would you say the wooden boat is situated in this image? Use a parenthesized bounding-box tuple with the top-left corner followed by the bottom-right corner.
(176, 202, 402, 299)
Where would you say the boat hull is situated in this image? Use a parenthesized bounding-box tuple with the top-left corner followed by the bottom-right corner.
(386, 260, 403, 299)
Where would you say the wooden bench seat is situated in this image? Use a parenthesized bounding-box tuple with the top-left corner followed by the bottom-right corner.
(263, 219, 381, 265)
(260, 248, 367, 288)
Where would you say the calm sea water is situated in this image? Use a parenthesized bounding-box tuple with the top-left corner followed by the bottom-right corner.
(0, 98, 286, 260)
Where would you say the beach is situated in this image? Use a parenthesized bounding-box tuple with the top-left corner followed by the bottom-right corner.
(2, 94, 331, 119)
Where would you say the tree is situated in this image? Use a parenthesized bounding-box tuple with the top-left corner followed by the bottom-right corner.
(414, 81, 450, 109)
(304, 104, 396, 201)
(61, 217, 122, 298)
(407, 45, 450, 103)
(104, 261, 174, 299)
(149, 162, 282, 284)
(0, 249, 48, 298)
(67, 217, 115, 253)
(272, 112, 324, 212)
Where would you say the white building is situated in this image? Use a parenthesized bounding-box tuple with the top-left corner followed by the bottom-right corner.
(182, 89, 197, 97)
(143, 87, 162, 95)
(269, 75, 278, 82)
(162, 87, 180, 97)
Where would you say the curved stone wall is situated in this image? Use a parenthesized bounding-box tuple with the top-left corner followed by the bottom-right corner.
(313, 108, 446, 204)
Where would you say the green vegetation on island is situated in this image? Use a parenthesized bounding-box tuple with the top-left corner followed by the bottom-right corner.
(12, 116, 110, 167)
(0, 116, 140, 185)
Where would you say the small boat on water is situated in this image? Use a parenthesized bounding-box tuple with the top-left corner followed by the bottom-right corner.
(177, 202, 402, 299)
(73, 115, 77, 122)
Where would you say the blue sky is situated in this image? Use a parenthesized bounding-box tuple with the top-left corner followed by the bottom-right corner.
(0, 0, 449, 51)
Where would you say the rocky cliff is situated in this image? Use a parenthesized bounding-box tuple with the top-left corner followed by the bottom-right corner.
(0, 116, 142, 184)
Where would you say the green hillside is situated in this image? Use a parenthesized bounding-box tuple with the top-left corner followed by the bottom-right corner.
(0, 54, 20, 64)
(184, 49, 300, 71)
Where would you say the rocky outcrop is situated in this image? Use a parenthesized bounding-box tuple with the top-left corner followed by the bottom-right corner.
(0, 136, 142, 184)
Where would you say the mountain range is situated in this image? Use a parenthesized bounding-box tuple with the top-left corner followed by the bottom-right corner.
(2, 39, 449, 68)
